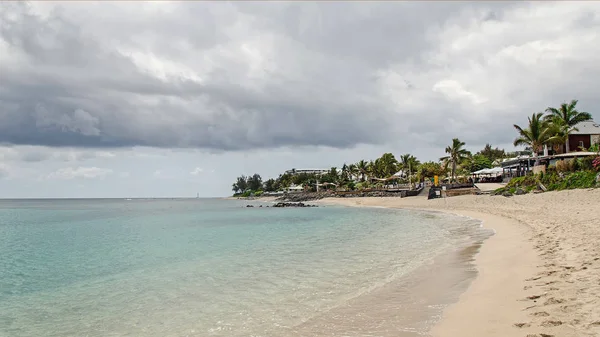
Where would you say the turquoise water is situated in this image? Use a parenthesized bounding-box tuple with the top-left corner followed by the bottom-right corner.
(0, 198, 489, 337)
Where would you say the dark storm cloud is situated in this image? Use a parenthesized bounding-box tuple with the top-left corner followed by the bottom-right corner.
(1, 1, 599, 151)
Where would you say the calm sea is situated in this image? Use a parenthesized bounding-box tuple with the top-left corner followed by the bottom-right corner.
(0, 198, 491, 337)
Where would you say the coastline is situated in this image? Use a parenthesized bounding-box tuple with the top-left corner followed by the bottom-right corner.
(315, 188, 600, 337)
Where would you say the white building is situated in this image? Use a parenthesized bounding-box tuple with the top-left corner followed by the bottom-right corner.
(284, 168, 329, 175)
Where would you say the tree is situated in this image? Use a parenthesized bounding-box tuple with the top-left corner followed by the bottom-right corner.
(477, 144, 505, 162)
(356, 160, 369, 181)
(348, 163, 358, 181)
(398, 154, 421, 175)
(247, 173, 263, 191)
(545, 99, 592, 153)
(462, 154, 492, 173)
(419, 161, 446, 179)
(440, 138, 471, 182)
(263, 178, 276, 192)
(231, 175, 248, 194)
(377, 153, 398, 178)
(513, 112, 552, 157)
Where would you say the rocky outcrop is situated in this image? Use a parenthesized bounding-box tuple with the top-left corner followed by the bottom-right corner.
(272, 202, 317, 208)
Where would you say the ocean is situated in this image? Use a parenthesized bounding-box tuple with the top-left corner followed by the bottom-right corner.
(0, 198, 492, 337)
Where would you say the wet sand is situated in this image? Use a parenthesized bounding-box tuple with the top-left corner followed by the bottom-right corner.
(316, 188, 600, 337)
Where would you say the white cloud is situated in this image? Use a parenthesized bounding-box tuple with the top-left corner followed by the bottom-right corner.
(46, 167, 113, 180)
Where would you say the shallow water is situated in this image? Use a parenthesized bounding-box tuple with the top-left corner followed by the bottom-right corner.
(0, 198, 491, 337)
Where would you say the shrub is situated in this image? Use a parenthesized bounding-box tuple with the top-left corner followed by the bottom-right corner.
(581, 156, 595, 171)
(540, 171, 561, 187)
(254, 190, 264, 197)
(569, 158, 581, 172)
(555, 160, 570, 173)
(550, 171, 598, 190)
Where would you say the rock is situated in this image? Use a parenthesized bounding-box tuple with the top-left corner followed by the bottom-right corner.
(515, 188, 526, 195)
(596, 173, 600, 183)
(246, 205, 254, 207)
(502, 191, 513, 197)
(272, 202, 318, 208)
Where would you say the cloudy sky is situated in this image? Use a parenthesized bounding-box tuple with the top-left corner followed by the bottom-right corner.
(1, 1, 599, 198)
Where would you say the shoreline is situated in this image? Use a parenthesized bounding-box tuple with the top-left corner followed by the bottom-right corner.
(315, 189, 600, 337)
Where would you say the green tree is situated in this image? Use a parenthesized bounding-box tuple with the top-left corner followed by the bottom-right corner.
(231, 175, 248, 194)
(513, 112, 552, 157)
(462, 154, 492, 172)
(263, 178, 276, 192)
(419, 161, 446, 179)
(477, 144, 505, 162)
(247, 173, 263, 191)
(398, 154, 421, 175)
(545, 99, 592, 153)
(440, 138, 471, 182)
(377, 153, 398, 178)
(356, 160, 369, 181)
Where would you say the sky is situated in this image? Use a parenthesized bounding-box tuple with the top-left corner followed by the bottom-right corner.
(0, 1, 599, 198)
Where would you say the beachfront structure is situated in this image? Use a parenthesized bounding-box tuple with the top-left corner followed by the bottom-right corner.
(284, 184, 305, 193)
(500, 156, 538, 178)
(284, 168, 329, 176)
(500, 151, 598, 179)
(566, 120, 600, 152)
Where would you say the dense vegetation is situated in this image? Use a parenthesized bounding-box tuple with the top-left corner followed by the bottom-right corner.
(231, 145, 505, 196)
(232, 99, 598, 197)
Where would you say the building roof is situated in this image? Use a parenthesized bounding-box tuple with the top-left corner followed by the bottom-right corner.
(571, 121, 600, 135)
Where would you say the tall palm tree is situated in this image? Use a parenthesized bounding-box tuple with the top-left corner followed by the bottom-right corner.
(545, 99, 592, 153)
(440, 138, 470, 182)
(348, 163, 358, 181)
(378, 153, 398, 178)
(399, 154, 421, 176)
(513, 112, 552, 160)
(356, 160, 368, 182)
(545, 116, 569, 155)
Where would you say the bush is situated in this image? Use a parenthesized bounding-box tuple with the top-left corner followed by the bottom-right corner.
(581, 156, 595, 171)
(254, 190, 264, 197)
(569, 158, 581, 172)
(556, 160, 570, 173)
(549, 171, 598, 190)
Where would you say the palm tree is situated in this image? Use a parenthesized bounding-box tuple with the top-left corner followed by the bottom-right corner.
(348, 163, 358, 182)
(440, 138, 470, 182)
(378, 153, 398, 178)
(513, 112, 553, 160)
(356, 160, 368, 181)
(545, 116, 569, 155)
(399, 154, 421, 176)
(545, 99, 592, 153)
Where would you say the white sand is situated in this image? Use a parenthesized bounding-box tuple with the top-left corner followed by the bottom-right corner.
(316, 188, 600, 337)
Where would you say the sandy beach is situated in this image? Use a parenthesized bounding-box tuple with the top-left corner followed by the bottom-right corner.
(316, 189, 600, 337)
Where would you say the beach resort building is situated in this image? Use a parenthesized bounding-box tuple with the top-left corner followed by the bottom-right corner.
(566, 120, 600, 152)
(284, 168, 329, 175)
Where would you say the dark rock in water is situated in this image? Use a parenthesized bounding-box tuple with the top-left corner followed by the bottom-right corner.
(259, 205, 263, 207)
(272, 202, 317, 208)
(246, 205, 254, 207)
